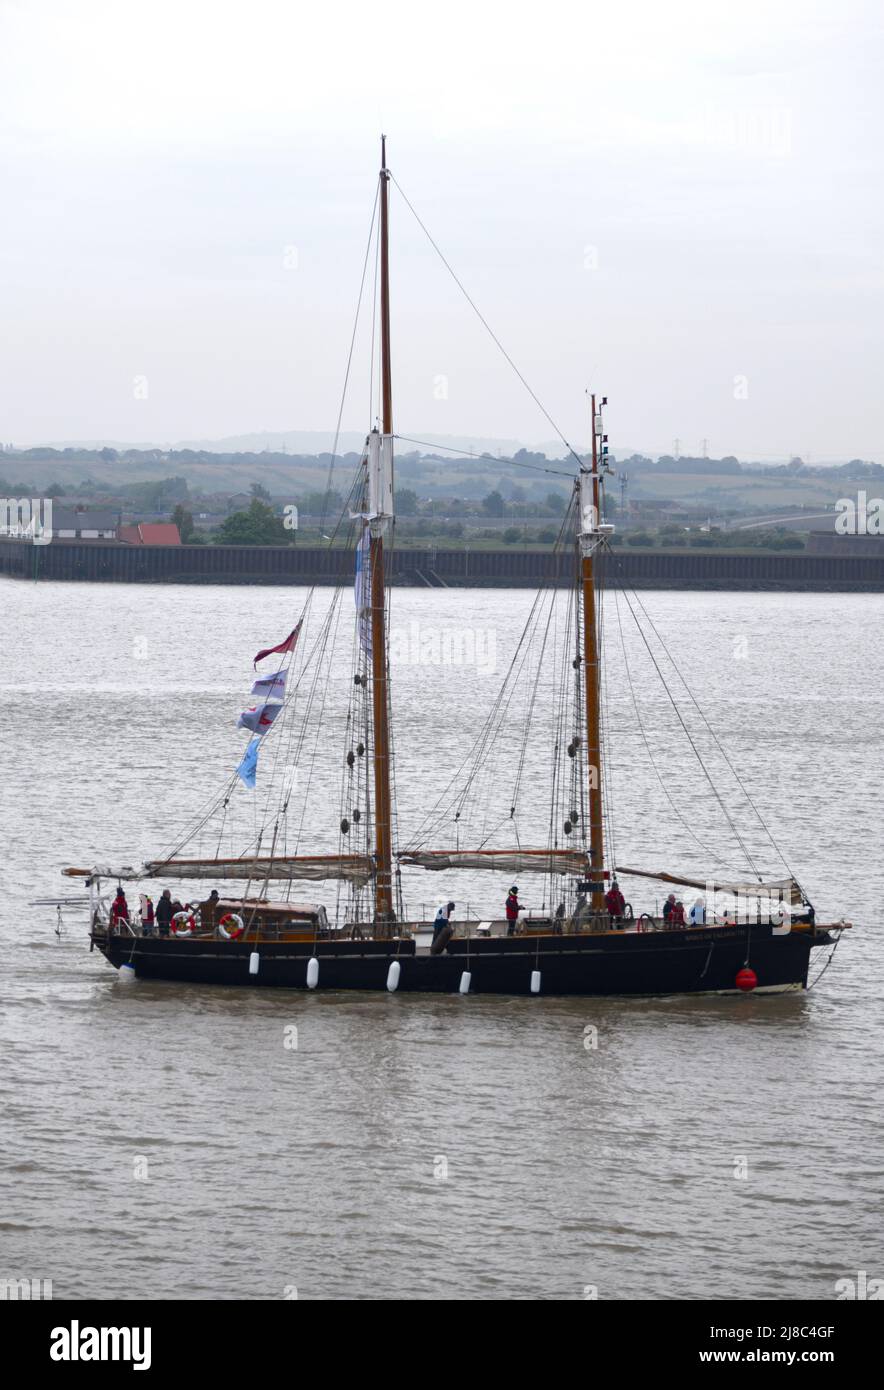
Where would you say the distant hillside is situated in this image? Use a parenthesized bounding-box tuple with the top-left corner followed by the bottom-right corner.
(1, 444, 880, 515)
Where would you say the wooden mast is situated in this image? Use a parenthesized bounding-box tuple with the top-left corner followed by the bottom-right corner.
(580, 393, 605, 910)
(371, 135, 394, 925)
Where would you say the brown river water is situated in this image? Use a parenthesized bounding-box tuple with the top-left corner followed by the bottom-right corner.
(0, 579, 881, 1299)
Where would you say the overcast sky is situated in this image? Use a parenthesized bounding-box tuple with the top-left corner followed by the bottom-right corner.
(1, 0, 882, 459)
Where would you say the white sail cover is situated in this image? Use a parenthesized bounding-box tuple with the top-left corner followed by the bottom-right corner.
(614, 865, 803, 905)
(67, 855, 374, 886)
(399, 850, 592, 876)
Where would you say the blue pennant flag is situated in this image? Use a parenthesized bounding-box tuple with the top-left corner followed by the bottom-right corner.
(236, 736, 260, 789)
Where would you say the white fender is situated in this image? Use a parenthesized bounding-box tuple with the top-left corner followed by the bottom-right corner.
(459, 971, 471, 994)
(249, 952, 260, 976)
(306, 957, 319, 989)
(119, 963, 136, 983)
(386, 961, 401, 992)
(530, 970, 541, 994)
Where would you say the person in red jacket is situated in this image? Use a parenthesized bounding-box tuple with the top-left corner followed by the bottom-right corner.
(505, 886, 523, 936)
(670, 899, 686, 926)
(110, 887, 129, 932)
(605, 881, 625, 919)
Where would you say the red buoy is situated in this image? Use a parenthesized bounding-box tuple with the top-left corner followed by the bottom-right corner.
(735, 967, 758, 992)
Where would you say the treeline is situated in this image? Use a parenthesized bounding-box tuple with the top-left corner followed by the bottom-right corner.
(3, 444, 881, 479)
(620, 454, 884, 478)
(0, 474, 191, 509)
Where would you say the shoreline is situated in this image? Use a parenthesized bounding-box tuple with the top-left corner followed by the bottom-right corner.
(2, 538, 883, 591)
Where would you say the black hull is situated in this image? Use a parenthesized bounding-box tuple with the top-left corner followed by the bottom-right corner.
(94, 924, 829, 998)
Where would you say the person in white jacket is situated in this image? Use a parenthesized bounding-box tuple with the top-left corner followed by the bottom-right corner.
(433, 901, 455, 943)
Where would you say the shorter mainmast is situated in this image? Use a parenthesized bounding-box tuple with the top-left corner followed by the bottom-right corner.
(577, 393, 612, 911)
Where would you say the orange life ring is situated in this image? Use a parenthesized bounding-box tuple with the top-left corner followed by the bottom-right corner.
(218, 912, 245, 941)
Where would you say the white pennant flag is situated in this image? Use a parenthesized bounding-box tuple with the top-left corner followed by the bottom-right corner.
(355, 528, 372, 655)
(251, 667, 287, 700)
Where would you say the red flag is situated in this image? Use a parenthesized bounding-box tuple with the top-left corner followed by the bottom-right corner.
(253, 620, 302, 667)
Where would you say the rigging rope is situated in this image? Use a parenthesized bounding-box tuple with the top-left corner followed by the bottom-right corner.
(612, 585, 725, 864)
(318, 184, 379, 532)
(806, 929, 843, 989)
(393, 434, 574, 478)
(622, 582, 796, 880)
(390, 174, 587, 473)
(616, 581, 763, 877)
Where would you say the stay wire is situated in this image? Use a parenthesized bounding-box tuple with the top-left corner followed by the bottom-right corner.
(617, 582, 762, 877)
(623, 582, 794, 879)
(390, 174, 587, 473)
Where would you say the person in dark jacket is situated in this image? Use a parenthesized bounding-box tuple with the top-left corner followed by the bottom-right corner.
(155, 889, 174, 937)
(662, 893, 676, 921)
(199, 889, 221, 932)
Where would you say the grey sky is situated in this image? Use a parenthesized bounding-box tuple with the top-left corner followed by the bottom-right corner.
(1, 0, 882, 459)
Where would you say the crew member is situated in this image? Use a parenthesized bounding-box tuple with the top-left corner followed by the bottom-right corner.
(433, 901, 455, 942)
(142, 894, 155, 935)
(199, 889, 221, 932)
(505, 886, 523, 936)
(670, 899, 686, 926)
(605, 880, 625, 919)
(155, 889, 173, 937)
(110, 887, 129, 931)
(662, 893, 677, 921)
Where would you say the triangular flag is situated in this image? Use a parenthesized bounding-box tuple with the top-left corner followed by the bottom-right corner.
(254, 620, 302, 667)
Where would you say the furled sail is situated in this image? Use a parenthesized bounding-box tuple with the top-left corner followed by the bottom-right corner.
(63, 854, 374, 886)
(399, 849, 592, 876)
(614, 865, 803, 905)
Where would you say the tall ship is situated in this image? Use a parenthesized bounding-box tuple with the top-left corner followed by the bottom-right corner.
(64, 141, 848, 997)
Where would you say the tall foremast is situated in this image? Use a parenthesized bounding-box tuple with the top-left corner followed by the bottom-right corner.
(578, 393, 611, 910)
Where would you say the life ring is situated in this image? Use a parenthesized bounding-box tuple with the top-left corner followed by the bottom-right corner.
(171, 910, 195, 936)
(218, 913, 245, 941)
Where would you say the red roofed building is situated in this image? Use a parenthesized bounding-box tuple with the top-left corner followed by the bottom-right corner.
(118, 522, 181, 545)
